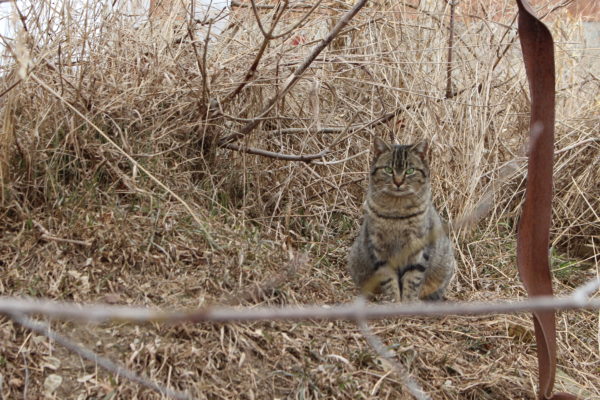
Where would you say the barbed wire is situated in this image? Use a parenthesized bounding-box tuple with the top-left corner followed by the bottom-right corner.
(2, 277, 598, 400)
(1, 278, 598, 324)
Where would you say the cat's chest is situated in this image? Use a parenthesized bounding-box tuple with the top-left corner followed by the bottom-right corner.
(367, 218, 425, 258)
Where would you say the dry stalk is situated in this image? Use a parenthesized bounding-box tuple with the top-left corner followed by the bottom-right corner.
(29, 73, 217, 249)
(0, 94, 15, 204)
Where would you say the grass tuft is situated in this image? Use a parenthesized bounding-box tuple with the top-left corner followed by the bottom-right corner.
(0, 1, 598, 398)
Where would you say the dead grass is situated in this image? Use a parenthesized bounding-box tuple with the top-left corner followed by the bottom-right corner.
(0, 0, 599, 399)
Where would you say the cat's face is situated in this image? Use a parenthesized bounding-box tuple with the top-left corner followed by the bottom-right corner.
(369, 138, 430, 200)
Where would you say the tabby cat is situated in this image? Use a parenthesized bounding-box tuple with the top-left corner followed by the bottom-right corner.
(348, 137, 455, 302)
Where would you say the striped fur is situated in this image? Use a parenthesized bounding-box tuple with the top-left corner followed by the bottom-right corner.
(348, 137, 456, 302)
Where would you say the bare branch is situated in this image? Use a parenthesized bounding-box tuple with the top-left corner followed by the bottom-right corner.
(224, 0, 323, 103)
(312, 150, 368, 165)
(218, 0, 369, 146)
(10, 314, 193, 400)
(268, 127, 346, 135)
(270, 1, 324, 40)
(249, 0, 270, 37)
(0, 77, 23, 101)
(230, 1, 315, 9)
(252, 0, 289, 39)
(540, 0, 576, 19)
(223, 15, 276, 102)
(223, 143, 329, 162)
(555, 137, 600, 154)
(186, 18, 211, 106)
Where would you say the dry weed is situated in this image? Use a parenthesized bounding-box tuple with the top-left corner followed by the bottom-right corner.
(0, 0, 598, 399)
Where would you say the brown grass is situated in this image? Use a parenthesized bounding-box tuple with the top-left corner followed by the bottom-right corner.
(0, 0, 599, 399)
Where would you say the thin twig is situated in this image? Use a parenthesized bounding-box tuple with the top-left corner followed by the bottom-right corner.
(249, 0, 270, 37)
(39, 235, 92, 247)
(223, 143, 329, 162)
(223, 0, 323, 104)
(10, 314, 193, 400)
(21, 350, 29, 400)
(268, 127, 346, 135)
(32, 220, 92, 247)
(270, 0, 324, 40)
(251, 0, 288, 38)
(355, 297, 432, 400)
(223, 0, 284, 103)
(186, 18, 210, 107)
(540, 0, 575, 19)
(230, 1, 315, 9)
(312, 150, 368, 165)
(0, 77, 23, 100)
(554, 137, 600, 154)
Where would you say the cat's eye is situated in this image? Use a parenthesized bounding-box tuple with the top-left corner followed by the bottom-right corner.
(406, 168, 415, 175)
(383, 167, 393, 175)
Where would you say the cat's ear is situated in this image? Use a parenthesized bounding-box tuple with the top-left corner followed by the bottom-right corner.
(413, 140, 429, 160)
(373, 137, 390, 159)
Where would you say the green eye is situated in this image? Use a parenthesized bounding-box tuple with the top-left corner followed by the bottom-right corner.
(406, 168, 415, 175)
(383, 167, 393, 175)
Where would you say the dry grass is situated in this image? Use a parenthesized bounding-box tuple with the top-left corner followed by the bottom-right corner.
(0, 0, 599, 399)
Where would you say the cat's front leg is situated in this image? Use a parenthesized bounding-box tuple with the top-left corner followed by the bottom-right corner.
(374, 262, 402, 302)
(400, 262, 427, 302)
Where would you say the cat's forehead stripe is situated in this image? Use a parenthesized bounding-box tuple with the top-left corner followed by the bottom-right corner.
(392, 146, 407, 169)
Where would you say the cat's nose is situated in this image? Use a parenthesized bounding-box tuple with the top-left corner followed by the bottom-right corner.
(393, 175, 404, 187)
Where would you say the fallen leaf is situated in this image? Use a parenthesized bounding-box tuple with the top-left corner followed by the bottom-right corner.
(43, 374, 63, 394)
